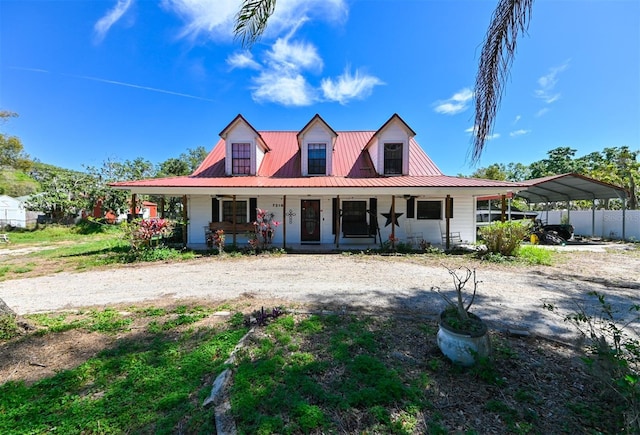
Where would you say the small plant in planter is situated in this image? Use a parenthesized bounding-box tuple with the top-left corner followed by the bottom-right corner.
(432, 266, 491, 366)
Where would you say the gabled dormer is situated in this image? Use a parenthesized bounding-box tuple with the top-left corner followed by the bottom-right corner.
(297, 114, 338, 176)
(364, 113, 416, 176)
(219, 114, 270, 176)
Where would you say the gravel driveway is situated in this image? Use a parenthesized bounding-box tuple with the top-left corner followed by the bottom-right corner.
(2, 252, 639, 343)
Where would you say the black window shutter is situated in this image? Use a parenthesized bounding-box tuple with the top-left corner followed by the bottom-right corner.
(249, 198, 258, 222)
(406, 197, 415, 219)
(332, 198, 338, 235)
(368, 197, 377, 235)
(211, 198, 220, 222)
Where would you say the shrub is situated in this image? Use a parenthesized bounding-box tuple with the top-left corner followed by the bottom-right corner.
(479, 220, 531, 256)
(123, 218, 174, 251)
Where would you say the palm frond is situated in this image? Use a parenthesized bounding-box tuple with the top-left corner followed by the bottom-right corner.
(472, 0, 534, 162)
(234, 0, 277, 48)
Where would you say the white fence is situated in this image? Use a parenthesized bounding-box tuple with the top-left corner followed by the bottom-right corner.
(540, 210, 640, 241)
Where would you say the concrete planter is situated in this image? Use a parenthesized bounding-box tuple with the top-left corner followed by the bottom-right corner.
(437, 311, 491, 366)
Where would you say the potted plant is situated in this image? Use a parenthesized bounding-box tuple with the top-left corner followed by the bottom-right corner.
(433, 266, 491, 366)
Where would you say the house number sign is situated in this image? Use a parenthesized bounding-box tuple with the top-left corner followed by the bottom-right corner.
(271, 203, 284, 208)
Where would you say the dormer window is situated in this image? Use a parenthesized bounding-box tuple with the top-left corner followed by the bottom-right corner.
(384, 143, 403, 175)
(232, 143, 251, 175)
(308, 143, 327, 175)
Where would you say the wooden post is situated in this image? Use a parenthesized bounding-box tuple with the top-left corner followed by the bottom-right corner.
(391, 195, 396, 250)
(501, 194, 507, 222)
(282, 195, 287, 249)
(232, 195, 237, 246)
(159, 197, 165, 219)
(182, 195, 188, 247)
(335, 196, 341, 249)
(445, 194, 451, 250)
(130, 194, 137, 221)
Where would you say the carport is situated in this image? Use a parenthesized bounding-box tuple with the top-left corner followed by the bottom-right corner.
(516, 173, 630, 239)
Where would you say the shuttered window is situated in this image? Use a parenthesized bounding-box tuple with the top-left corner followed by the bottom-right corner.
(417, 201, 442, 220)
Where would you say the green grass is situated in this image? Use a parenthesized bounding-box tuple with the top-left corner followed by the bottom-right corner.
(0, 309, 248, 434)
(231, 314, 429, 434)
(516, 245, 555, 265)
(0, 223, 199, 279)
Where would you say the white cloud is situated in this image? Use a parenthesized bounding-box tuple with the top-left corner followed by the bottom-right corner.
(162, 0, 347, 42)
(160, 0, 238, 41)
(535, 60, 570, 103)
(535, 108, 549, 117)
(267, 37, 323, 72)
(321, 68, 384, 105)
(513, 115, 521, 124)
(245, 35, 381, 106)
(510, 129, 531, 137)
(434, 88, 474, 115)
(227, 51, 261, 70)
(252, 70, 316, 106)
(163, 0, 375, 107)
(94, 0, 134, 43)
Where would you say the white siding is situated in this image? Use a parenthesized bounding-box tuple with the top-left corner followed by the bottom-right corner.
(0, 195, 26, 228)
(188, 196, 211, 245)
(185, 193, 480, 248)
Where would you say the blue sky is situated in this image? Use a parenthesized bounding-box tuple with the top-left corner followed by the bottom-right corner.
(1, 0, 638, 176)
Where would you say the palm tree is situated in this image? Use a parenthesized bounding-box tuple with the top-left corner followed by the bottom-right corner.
(233, 0, 534, 162)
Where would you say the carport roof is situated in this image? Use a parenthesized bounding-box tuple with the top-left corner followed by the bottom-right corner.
(516, 173, 628, 203)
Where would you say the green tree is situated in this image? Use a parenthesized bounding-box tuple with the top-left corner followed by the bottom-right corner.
(529, 147, 579, 179)
(180, 146, 208, 173)
(84, 157, 155, 216)
(587, 147, 639, 210)
(470, 163, 507, 180)
(27, 162, 93, 222)
(157, 158, 190, 177)
(0, 111, 31, 171)
(234, 0, 534, 161)
(505, 162, 530, 182)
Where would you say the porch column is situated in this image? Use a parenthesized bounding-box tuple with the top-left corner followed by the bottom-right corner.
(130, 194, 137, 222)
(335, 195, 341, 249)
(283, 195, 287, 249)
(159, 197, 165, 219)
(445, 194, 451, 250)
(591, 200, 596, 238)
(232, 195, 237, 246)
(622, 198, 627, 241)
(391, 195, 396, 249)
(500, 195, 507, 222)
(182, 195, 188, 247)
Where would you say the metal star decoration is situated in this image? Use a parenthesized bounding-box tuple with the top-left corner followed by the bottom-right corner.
(381, 208, 403, 227)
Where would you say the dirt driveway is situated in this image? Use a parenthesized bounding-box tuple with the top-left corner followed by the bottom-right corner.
(2, 246, 639, 343)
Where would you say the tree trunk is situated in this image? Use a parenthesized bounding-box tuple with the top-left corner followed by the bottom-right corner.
(0, 297, 16, 317)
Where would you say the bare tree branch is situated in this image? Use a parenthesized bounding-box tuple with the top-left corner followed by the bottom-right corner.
(234, 0, 277, 48)
(472, 0, 534, 162)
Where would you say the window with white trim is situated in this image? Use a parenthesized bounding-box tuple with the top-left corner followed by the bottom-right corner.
(222, 201, 247, 223)
(307, 143, 326, 175)
(384, 143, 403, 175)
(231, 143, 251, 175)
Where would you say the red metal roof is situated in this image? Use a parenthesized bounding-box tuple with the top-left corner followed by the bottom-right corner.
(113, 130, 524, 190)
